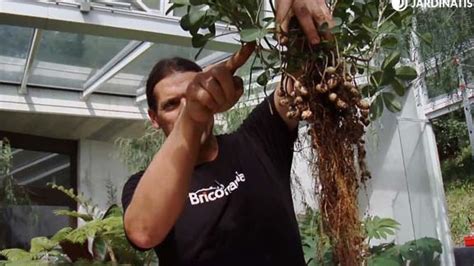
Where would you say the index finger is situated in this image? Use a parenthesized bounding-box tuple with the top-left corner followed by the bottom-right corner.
(222, 42, 256, 74)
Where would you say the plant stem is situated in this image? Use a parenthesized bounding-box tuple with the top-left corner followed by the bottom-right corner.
(106, 241, 117, 264)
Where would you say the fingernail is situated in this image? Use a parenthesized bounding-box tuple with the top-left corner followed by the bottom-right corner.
(311, 38, 319, 45)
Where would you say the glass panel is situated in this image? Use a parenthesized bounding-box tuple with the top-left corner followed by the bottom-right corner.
(10, 149, 71, 188)
(0, 146, 74, 250)
(173, 6, 188, 17)
(28, 31, 130, 90)
(143, 0, 161, 10)
(0, 206, 70, 249)
(397, 120, 438, 240)
(0, 25, 34, 83)
(98, 44, 215, 96)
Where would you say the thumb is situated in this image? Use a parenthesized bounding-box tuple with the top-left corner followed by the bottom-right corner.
(178, 97, 187, 115)
(223, 42, 256, 74)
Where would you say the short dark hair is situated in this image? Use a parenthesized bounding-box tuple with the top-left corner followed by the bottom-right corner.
(146, 57, 202, 111)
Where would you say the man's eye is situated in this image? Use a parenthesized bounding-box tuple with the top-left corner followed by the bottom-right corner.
(163, 101, 178, 111)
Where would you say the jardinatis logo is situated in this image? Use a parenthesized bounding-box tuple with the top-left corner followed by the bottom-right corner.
(391, 0, 472, 11)
(188, 171, 246, 205)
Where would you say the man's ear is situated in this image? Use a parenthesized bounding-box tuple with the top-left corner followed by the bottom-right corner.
(148, 109, 160, 129)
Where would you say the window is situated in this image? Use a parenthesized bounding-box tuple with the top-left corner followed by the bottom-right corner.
(0, 131, 77, 250)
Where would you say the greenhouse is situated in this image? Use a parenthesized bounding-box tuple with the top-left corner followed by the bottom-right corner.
(0, 0, 473, 265)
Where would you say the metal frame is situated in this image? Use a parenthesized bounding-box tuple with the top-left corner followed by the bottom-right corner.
(19, 28, 42, 95)
(18, 163, 70, 186)
(3, 153, 58, 178)
(424, 88, 474, 119)
(1, 83, 148, 120)
(83, 40, 142, 90)
(0, 0, 240, 52)
(81, 41, 153, 100)
(136, 93, 147, 104)
(455, 62, 474, 159)
(196, 52, 231, 68)
(131, 0, 150, 12)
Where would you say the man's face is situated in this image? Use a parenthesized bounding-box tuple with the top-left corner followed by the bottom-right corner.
(148, 71, 213, 138)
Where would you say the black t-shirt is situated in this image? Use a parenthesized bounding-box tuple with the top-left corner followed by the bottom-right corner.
(121, 94, 305, 266)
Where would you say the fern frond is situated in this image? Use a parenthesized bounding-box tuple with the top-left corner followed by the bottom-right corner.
(0, 249, 33, 261)
(29, 237, 58, 254)
(54, 210, 93, 222)
(65, 216, 124, 244)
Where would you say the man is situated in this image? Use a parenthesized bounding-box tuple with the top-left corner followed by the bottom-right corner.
(122, 0, 333, 265)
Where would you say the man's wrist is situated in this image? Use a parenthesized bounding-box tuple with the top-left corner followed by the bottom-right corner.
(178, 107, 208, 140)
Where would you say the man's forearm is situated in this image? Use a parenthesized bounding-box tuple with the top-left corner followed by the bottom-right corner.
(124, 110, 204, 248)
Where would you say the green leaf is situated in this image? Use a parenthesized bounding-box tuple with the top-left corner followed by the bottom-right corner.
(240, 27, 267, 42)
(180, 14, 192, 31)
(200, 13, 217, 29)
(382, 92, 402, 113)
(188, 9, 206, 27)
(364, 216, 400, 240)
(362, 84, 376, 97)
(331, 25, 342, 34)
(103, 204, 123, 218)
(381, 70, 395, 86)
(383, 93, 401, 114)
(370, 94, 383, 121)
(382, 51, 400, 70)
(370, 71, 383, 87)
(381, 36, 398, 49)
(368, 256, 401, 266)
(54, 210, 93, 221)
(0, 249, 33, 261)
(395, 66, 417, 81)
(51, 227, 73, 242)
(191, 34, 210, 48)
(257, 71, 269, 86)
(29, 237, 58, 254)
(391, 78, 406, 96)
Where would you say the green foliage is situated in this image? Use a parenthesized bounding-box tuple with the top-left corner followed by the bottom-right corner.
(432, 111, 470, 161)
(445, 180, 474, 245)
(0, 138, 12, 176)
(0, 236, 68, 264)
(416, 8, 474, 98)
(170, 0, 418, 122)
(49, 184, 100, 219)
(368, 237, 442, 266)
(115, 122, 165, 173)
(54, 210, 93, 222)
(0, 138, 31, 205)
(416, 9, 474, 62)
(364, 216, 400, 244)
(0, 249, 34, 261)
(298, 209, 332, 266)
(431, 103, 473, 246)
(441, 146, 474, 183)
(0, 185, 156, 265)
(298, 211, 442, 265)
